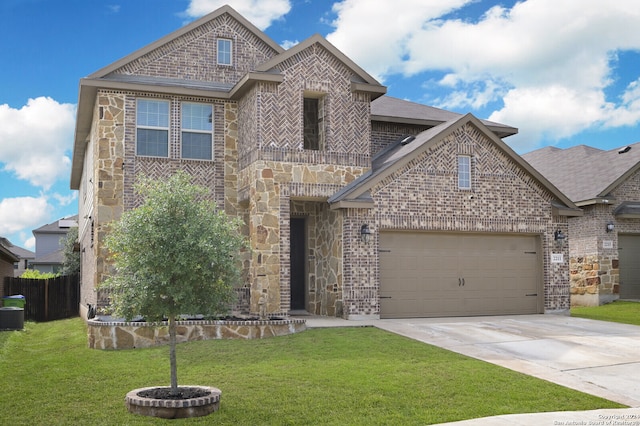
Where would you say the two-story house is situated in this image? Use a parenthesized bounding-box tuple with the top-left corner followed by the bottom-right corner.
(70, 5, 580, 321)
(31, 216, 78, 274)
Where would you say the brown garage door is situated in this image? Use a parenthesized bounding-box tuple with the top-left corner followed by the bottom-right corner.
(619, 235, 640, 299)
(379, 232, 542, 318)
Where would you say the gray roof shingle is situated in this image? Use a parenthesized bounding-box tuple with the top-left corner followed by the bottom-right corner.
(522, 142, 640, 203)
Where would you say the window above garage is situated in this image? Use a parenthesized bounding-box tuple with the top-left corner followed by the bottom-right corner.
(458, 155, 472, 190)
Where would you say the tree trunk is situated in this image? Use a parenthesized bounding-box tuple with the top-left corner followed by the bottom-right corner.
(169, 315, 178, 394)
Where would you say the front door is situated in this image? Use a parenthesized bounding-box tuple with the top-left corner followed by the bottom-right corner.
(290, 218, 306, 310)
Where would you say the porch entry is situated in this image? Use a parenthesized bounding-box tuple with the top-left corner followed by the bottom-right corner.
(290, 218, 306, 310)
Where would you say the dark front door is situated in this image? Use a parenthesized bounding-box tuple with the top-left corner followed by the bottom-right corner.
(290, 218, 306, 310)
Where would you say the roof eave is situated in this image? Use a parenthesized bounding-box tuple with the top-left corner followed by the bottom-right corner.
(351, 82, 387, 100)
(574, 197, 616, 207)
(329, 199, 375, 210)
(229, 72, 285, 100)
(370, 114, 518, 138)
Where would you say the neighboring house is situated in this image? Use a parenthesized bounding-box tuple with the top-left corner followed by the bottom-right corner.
(523, 143, 640, 306)
(70, 5, 580, 320)
(31, 216, 78, 274)
(0, 237, 35, 277)
(0, 238, 19, 297)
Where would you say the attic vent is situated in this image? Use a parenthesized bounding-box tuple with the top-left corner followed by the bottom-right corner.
(400, 135, 415, 145)
(618, 146, 631, 154)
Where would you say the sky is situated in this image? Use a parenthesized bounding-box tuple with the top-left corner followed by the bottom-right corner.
(2, 0, 640, 251)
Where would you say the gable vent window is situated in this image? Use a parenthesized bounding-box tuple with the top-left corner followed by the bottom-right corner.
(181, 103, 213, 160)
(303, 96, 325, 150)
(217, 38, 232, 65)
(136, 99, 169, 157)
(458, 155, 472, 190)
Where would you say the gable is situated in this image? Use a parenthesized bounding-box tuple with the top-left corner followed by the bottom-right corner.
(91, 5, 283, 85)
(373, 123, 559, 221)
(237, 37, 385, 158)
(330, 114, 578, 215)
(257, 34, 385, 98)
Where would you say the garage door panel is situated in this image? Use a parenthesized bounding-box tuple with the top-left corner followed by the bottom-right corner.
(380, 232, 542, 318)
(619, 235, 640, 299)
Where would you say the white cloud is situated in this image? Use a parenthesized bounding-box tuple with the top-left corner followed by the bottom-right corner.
(325, 0, 640, 150)
(185, 0, 291, 29)
(52, 191, 78, 207)
(0, 196, 51, 236)
(0, 97, 76, 190)
(327, 0, 473, 80)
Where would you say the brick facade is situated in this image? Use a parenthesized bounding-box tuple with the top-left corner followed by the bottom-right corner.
(569, 169, 640, 306)
(72, 6, 575, 320)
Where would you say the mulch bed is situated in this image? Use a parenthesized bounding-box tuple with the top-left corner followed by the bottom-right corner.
(138, 387, 211, 400)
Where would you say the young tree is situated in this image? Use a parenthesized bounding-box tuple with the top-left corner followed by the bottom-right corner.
(102, 171, 247, 395)
(61, 226, 81, 275)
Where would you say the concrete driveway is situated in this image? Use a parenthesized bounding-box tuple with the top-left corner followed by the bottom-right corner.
(373, 315, 640, 407)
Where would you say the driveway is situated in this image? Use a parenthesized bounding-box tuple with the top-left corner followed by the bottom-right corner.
(373, 315, 640, 407)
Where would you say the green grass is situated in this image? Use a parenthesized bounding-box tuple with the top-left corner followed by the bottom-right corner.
(0, 319, 624, 425)
(571, 300, 640, 325)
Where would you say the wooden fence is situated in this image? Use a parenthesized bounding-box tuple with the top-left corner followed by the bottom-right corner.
(3, 274, 80, 322)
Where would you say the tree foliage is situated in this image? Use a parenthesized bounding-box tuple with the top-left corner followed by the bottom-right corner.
(101, 171, 248, 393)
(20, 269, 59, 279)
(102, 171, 247, 322)
(61, 226, 80, 275)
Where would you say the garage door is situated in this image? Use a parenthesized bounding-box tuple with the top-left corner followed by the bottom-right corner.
(619, 235, 640, 299)
(379, 232, 542, 318)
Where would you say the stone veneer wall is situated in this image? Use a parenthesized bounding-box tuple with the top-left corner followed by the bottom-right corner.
(83, 90, 241, 311)
(569, 204, 618, 306)
(569, 169, 640, 306)
(87, 318, 307, 350)
(238, 160, 365, 316)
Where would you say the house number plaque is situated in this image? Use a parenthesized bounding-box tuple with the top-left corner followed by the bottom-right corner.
(551, 253, 564, 263)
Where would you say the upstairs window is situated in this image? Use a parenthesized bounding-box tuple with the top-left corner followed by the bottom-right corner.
(217, 38, 232, 65)
(136, 99, 169, 157)
(458, 155, 472, 189)
(303, 96, 325, 150)
(181, 103, 213, 160)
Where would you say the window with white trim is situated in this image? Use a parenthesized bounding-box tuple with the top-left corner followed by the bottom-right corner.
(136, 99, 169, 157)
(181, 103, 213, 160)
(458, 155, 472, 189)
(217, 38, 232, 65)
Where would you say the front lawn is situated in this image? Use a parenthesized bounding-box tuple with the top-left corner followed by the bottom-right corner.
(571, 300, 640, 325)
(0, 318, 623, 425)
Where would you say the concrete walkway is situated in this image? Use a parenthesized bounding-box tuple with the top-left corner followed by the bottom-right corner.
(302, 314, 640, 425)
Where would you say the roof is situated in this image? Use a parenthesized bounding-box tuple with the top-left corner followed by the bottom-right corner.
(522, 142, 640, 204)
(329, 113, 579, 215)
(33, 215, 78, 235)
(0, 237, 34, 259)
(0, 238, 20, 263)
(371, 96, 518, 139)
(31, 249, 63, 266)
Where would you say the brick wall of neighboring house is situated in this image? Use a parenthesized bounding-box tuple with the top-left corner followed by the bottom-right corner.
(570, 168, 640, 306)
(0, 258, 14, 297)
